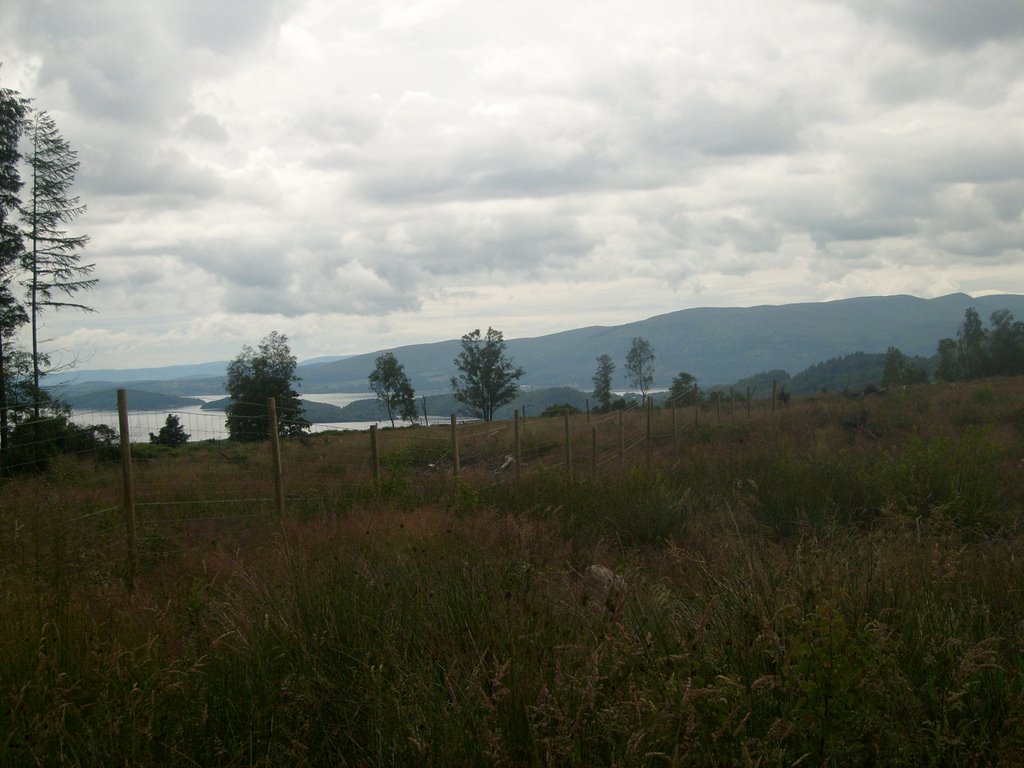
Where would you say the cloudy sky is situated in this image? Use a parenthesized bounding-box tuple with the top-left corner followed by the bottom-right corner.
(2, 0, 1023, 368)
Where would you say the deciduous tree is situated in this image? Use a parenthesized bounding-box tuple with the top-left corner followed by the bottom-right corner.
(592, 354, 615, 412)
(369, 352, 418, 427)
(451, 327, 524, 422)
(667, 371, 697, 406)
(225, 331, 308, 441)
(624, 337, 655, 400)
(880, 347, 928, 387)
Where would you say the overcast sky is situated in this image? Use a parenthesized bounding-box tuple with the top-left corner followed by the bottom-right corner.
(2, 0, 1023, 369)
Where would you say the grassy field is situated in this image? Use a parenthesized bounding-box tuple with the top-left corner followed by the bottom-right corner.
(3, 379, 1024, 765)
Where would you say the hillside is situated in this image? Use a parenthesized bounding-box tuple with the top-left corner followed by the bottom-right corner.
(46, 293, 1024, 396)
(295, 293, 1024, 391)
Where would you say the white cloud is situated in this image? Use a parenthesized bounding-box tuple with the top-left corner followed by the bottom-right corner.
(2, 0, 1023, 369)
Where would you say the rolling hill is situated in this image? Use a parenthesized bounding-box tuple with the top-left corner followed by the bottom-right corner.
(47, 293, 1024, 396)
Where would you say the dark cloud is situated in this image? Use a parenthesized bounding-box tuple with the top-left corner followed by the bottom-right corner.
(78, 142, 223, 202)
(841, 0, 1024, 50)
(168, 0, 301, 54)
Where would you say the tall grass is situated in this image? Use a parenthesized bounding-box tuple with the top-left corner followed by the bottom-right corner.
(3, 378, 1024, 765)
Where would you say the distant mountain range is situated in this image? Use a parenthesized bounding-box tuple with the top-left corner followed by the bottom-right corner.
(48, 293, 1024, 401)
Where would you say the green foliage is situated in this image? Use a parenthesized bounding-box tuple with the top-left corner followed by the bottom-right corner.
(666, 371, 697, 406)
(225, 331, 308, 441)
(149, 413, 189, 447)
(591, 353, 615, 411)
(451, 327, 524, 422)
(791, 352, 888, 394)
(20, 110, 95, 418)
(0, 85, 31, 464)
(936, 307, 1024, 381)
(731, 369, 790, 399)
(4, 414, 117, 472)
(624, 336, 654, 399)
(445, 476, 480, 514)
(881, 346, 930, 387)
(6, 378, 1024, 765)
(368, 352, 418, 427)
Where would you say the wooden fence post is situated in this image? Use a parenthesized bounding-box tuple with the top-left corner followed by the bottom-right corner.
(450, 415, 460, 478)
(370, 424, 381, 488)
(645, 396, 652, 471)
(117, 389, 137, 591)
(772, 379, 777, 414)
(267, 398, 285, 519)
(747, 386, 752, 418)
(730, 387, 735, 420)
(563, 408, 573, 480)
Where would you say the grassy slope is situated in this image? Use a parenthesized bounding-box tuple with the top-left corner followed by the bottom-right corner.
(3, 378, 1024, 765)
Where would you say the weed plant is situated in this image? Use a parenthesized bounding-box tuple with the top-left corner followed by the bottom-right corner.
(2, 378, 1024, 765)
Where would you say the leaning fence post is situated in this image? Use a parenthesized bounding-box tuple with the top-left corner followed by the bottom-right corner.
(117, 389, 138, 591)
(370, 424, 381, 488)
(267, 398, 285, 519)
(450, 414, 460, 478)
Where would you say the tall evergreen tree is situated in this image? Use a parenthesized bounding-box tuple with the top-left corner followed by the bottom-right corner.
(0, 84, 30, 465)
(21, 110, 95, 418)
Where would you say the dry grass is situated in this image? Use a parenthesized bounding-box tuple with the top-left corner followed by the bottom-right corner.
(3, 378, 1024, 765)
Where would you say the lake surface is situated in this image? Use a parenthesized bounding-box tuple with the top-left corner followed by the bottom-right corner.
(71, 392, 435, 443)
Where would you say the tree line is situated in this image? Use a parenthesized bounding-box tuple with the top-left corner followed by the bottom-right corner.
(222, 326, 529, 440)
(197, 304, 1024, 442)
(1, 76, 95, 468)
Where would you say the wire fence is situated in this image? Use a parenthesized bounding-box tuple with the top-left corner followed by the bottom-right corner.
(1, 388, 789, 589)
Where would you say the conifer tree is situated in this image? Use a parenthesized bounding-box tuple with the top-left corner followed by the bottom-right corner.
(0, 84, 29, 464)
(21, 110, 95, 418)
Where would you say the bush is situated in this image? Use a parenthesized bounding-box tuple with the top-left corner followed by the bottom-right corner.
(149, 414, 190, 446)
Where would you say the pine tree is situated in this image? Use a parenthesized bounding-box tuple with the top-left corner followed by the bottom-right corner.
(149, 414, 190, 446)
(0, 84, 30, 466)
(21, 110, 95, 419)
